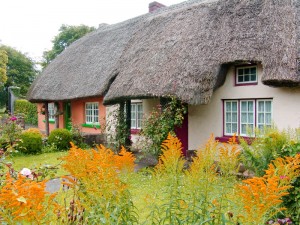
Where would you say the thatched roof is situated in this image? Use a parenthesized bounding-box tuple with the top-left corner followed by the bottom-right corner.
(27, 17, 142, 102)
(28, 0, 300, 105)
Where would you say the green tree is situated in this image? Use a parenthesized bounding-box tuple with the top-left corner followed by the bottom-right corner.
(42, 24, 95, 68)
(0, 49, 8, 85)
(0, 45, 37, 108)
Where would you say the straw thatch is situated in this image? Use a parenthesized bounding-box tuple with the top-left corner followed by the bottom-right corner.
(28, 0, 300, 105)
(27, 17, 142, 102)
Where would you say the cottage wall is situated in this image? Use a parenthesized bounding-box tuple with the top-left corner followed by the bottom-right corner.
(188, 65, 300, 150)
(72, 97, 106, 134)
(37, 97, 106, 135)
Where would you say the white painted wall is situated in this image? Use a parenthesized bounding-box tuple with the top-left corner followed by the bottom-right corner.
(189, 64, 300, 150)
(131, 98, 159, 149)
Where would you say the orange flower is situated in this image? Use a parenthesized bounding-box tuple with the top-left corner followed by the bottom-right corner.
(0, 173, 58, 224)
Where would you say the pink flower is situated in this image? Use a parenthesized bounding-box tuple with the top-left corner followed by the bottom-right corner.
(9, 116, 17, 121)
(280, 175, 289, 180)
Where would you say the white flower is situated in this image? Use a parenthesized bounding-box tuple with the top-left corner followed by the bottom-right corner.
(20, 168, 32, 179)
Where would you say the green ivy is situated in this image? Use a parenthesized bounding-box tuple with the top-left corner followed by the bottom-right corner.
(140, 97, 187, 157)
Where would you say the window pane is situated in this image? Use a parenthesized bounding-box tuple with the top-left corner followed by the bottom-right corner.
(248, 101, 253, 111)
(258, 101, 264, 112)
(265, 101, 272, 112)
(241, 124, 247, 134)
(241, 102, 247, 111)
(265, 113, 272, 124)
(241, 113, 247, 123)
(226, 123, 231, 134)
(86, 103, 99, 124)
(232, 123, 237, 133)
(248, 113, 254, 123)
(258, 113, 264, 124)
(236, 66, 257, 84)
(226, 102, 231, 111)
(232, 102, 237, 112)
(226, 113, 231, 122)
(232, 112, 237, 122)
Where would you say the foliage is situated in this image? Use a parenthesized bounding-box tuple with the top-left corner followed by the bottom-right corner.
(48, 128, 72, 151)
(1, 133, 299, 224)
(0, 115, 23, 151)
(14, 99, 38, 125)
(0, 45, 37, 97)
(42, 24, 95, 68)
(60, 143, 137, 224)
(0, 49, 8, 85)
(237, 153, 300, 224)
(0, 173, 58, 224)
(69, 123, 86, 147)
(240, 127, 296, 176)
(18, 131, 43, 154)
(140, 97, 187, 157)
(105, 104, 129, 151)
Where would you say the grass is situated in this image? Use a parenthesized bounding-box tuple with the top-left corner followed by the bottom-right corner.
(4, 151, 68, 177)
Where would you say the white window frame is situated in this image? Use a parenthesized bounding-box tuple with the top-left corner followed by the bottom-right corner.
(131, 102, 143, 129)
(224, 100, 238, 136)
(257, 100, 273, 131)
(85, 102, 99, 125)
(240, 100, 255, 136)
(48, 103, 55, 121)
(224, 99, 273, 137)
(236, 66, 258, 85)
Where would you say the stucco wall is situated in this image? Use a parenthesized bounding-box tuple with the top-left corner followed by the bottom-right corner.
(37, 102, 64, 132)
(131, 98, 160, 147)
(72, 97, 106, 134)
(37, 97, 106, 134)
(188, 64, 300, 150)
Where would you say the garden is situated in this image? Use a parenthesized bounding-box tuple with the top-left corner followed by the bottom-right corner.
(0, 110, 300, 224)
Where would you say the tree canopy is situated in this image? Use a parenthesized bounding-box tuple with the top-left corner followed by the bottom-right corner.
(0, 45, 37, 97)
(42, 24, 95, 68)
(0, 49, 8, 86)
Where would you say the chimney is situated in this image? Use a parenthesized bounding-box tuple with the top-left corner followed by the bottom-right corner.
(149, 1, 166, 13)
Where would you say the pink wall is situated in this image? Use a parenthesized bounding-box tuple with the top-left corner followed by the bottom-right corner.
(37, 97, 106, 134)
(71, 97, 106, 134)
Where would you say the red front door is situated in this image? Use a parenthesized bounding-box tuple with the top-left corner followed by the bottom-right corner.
(175, 109, 188, 157)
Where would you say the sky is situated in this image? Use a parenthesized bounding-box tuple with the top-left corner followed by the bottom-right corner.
(0, 0, 184, 62)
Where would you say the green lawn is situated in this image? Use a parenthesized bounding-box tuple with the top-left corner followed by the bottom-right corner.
(4, 151, 68, 177)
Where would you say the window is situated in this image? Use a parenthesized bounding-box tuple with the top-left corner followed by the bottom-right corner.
(224, 99, 272, 136)
(48, 103, 55, 121)
(131, 103, 143, 129)
(85, 102, 99, 124)
(236, 66, 257, 85)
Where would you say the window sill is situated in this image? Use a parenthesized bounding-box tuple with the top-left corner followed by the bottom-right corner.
(81, 123, 101, 129)
(131, 129, 141, 135)
(43, 120, 55, 124)
(215, 136, 253, 144)
(235, 82, 258, 86)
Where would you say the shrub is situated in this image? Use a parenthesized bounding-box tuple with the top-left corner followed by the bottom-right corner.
(14, 99, 38, 125)
(18, 132, 43, 154)
(140, 97, 187, 157)
(48, 128, 72, 151)
(25, 128, 43, 137)
(0, 116, 23, 151)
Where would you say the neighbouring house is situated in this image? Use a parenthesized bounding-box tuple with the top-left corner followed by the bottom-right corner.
(28, 0, 300, 155)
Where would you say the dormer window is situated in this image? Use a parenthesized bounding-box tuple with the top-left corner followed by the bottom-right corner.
(236, 65, 258, 85)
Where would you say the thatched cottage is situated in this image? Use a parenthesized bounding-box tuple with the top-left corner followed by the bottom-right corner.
(28, 0, 300, 155)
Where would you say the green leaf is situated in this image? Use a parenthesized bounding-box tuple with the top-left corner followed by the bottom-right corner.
(17, 196, 27, 204)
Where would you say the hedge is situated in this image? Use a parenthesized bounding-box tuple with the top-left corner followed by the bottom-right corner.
(14, 99, 38, 125)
